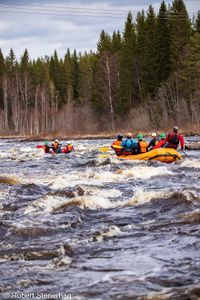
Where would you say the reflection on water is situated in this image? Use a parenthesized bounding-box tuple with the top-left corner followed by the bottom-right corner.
(0, 137, 200, 299)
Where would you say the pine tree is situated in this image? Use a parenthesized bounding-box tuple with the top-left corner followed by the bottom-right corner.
(49, 50, 65, 106)
(111, 30, 122, 53)
(195, 10, 200, 33)
(135, 10, 146, 99)
(21, 49, 30, 72)
(72, 49, 80, 103)
(79, 52, 93, 104)
(156, 1, 171, 83)
(63, 49, 73, 104)
(97, 30, 112, 54)
(143, 5, 158, 95)
(169, 0, 191, 70)
(118, 12, 137, 114)
(6, 48, 16, 72)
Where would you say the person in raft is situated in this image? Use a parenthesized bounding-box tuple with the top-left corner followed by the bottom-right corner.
(62, 142, 75, 154)
(153, 133, 166, 149)
(52, 139, 62, 154)
(165, 126, 184, 150)
(111, 134, 124, 156)
(43, 141, 52, 153)
(148, 133, 158, 151)
(136, 134, 148, 154)
(122, 132, 138, 155)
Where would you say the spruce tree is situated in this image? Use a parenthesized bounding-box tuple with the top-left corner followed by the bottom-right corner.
(156, 1, 171, 83)
(143, 5, 158, 95)
(72, 49, 80, 104)
(169, 0, 191, 70)
(6, 48, 16, 71)
(97, 30, 112, 54)
(118, 12, 137, 114)
(63, 49, 73, 104)
(195, 10, 200, 33)
(49, 50, 65, 106)
(135, 10, 146, 99)
(111, 30, 122, 53)
(21, 48, 30, 72)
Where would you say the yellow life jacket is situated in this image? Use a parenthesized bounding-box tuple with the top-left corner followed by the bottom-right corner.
(53, 142, 59, 149)
(67, 144, 73, 152)
(112, 140, 122, 146)
(139, 141, 148, 153)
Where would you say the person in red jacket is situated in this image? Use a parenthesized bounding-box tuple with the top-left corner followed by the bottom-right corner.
(62, 143, 74, 154)
(153, 133, 166, 149)
(165, 126, 184, 150)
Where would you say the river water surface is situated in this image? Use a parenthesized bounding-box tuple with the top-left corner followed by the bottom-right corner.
(0, 137, 200, 300)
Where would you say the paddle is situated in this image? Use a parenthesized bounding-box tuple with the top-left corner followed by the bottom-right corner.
(181, 149, 192, 160)
(99, 147, 111, 152)
(36, 145, 43, 149)
(100, 145, 123, 152)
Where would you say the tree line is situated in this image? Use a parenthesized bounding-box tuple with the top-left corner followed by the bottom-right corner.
(0, 0, 200, 136)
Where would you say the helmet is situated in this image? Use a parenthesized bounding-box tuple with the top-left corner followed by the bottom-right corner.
(44, 140, 49, 145)
(117, 134, 123, 140)
(126, 132, 132, 138)
(160, 133, 166, 139)
(54, 139, 59, 143)
(173, 126, 178, 133)
(137, 133, 143, 140)
(151, 133, 156, 137)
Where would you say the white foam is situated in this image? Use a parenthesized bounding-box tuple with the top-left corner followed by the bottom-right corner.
(24, 187, 123, 215)
(128, 188, 171, 205)
(50, 165, 172, 189)
(181, 158, 200, 169)
(92, 225, 121, 242)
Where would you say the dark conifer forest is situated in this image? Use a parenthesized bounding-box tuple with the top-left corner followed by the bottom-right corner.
(0, 0, 200, 135)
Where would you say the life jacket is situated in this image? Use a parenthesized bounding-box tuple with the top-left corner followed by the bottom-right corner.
(138, 141, 148, 153)
(52, 142, 59, 149)
(112, 140, 123, 156)
(62, 144, 74, 154)
(67, 144, 74, 152)
(123, 138, 137, 151)
(112, 140, 122, 147)
(168, 133, 179, 145)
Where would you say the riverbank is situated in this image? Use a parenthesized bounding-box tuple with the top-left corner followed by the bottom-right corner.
(0, 127, 200, 142)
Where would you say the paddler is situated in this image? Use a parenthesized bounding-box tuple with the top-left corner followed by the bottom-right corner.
(111, 134, 124, 156)
(52, 139, 62, 154)
(62, 142, 75, 154)
(136, 134, 148, 154)
(122, 132, 138, 155)
(148, 133, 158, 151)
(153, 133, 166, 149)
(165, 126, 184, 150)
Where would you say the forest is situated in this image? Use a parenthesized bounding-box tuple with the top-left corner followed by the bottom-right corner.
(0, 0, 200, 136)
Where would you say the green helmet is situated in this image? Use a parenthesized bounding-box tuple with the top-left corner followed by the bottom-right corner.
(160, 133, 166, 139)
(137, 133, 143, 140)
(44, 140, 49, 145)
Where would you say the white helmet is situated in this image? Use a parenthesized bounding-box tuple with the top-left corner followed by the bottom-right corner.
(126, 132, 132, 138)
(152, 133, 157, 137)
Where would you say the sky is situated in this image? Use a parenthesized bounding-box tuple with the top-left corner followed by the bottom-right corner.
(0, 0, 199, 60)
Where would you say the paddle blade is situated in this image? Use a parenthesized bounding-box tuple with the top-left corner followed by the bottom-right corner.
(99, 147, 111, 152)
(36, 145, 43, 149)
(112, 144, 123, 149)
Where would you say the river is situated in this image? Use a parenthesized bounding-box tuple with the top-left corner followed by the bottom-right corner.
(0, 137, 200, 300)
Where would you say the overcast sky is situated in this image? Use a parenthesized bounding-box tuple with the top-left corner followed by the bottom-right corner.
(0, 0, 199, 59)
